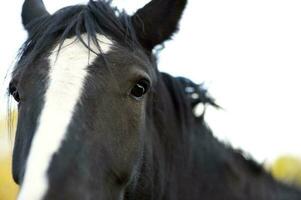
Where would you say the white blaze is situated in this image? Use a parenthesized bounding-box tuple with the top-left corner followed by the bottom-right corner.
(18, 34, 112, 200)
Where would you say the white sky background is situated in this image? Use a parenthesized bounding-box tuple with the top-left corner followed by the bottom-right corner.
(0, 0, 301, 163)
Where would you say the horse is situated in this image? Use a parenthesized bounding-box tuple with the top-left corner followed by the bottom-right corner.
(9, 0, 301, 199)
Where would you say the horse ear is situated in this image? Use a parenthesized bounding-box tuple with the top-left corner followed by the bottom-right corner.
(22, 0, 49, 29)
(131, 0, 187, 51)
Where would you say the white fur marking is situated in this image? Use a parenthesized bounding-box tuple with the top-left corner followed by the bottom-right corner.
(18, 34, 112, 200)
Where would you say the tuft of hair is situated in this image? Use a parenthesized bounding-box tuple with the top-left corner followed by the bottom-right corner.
(15, 0, 139, 73)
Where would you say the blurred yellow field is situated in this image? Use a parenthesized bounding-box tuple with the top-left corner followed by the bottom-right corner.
(0, 156, 19, 200)
(271, 155, 301, 187)
(0, 112, 19, 200)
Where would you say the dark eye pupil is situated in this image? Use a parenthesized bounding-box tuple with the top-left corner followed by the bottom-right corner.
(12, 91, 20, 102)
(131, 83, 146, 98)
(9, 85, 20, 102)
(130, 80, 150, 99)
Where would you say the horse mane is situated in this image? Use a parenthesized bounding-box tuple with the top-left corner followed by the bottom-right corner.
(150, 73, 269, 198)
(175, 75, 265, 175)
(14, 0, 139, 74)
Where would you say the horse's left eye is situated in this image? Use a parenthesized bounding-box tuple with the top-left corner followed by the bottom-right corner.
(130, 79, 150, 100)
(9, 83, 20, 102)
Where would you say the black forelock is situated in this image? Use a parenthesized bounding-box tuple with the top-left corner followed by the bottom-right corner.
(14, 0, 140, 74)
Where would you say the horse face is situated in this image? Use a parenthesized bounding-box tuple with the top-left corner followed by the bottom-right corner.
(11, 0, 186, 199)
(12, 34, 154, 199)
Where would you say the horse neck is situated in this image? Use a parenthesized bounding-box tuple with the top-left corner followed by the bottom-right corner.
(223, 146, 301, 199)
(140, 72, 301, 199)
(189, 110, 301, 199)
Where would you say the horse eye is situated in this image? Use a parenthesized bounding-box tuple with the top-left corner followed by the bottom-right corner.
(130, 79, 150, 99)
(9, 84, 20, 102)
